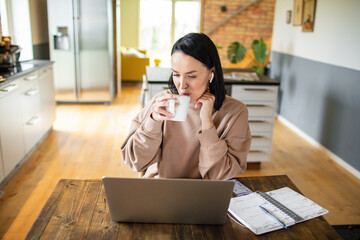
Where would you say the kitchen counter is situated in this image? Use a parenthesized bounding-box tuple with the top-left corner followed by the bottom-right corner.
(222, 68, 280, 86)
(146, 68, 279, 163)
(147, 68, 280, 86)
(0, 60, 54, 87)
(0, 60, 55, 185)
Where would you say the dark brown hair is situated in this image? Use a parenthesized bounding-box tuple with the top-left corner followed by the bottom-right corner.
(168, 33, 225, 111)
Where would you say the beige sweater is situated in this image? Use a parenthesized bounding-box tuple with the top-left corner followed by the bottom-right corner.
(121, 91, 251, 180)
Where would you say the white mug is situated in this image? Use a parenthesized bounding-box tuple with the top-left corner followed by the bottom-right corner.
(166, 95, 190, 121)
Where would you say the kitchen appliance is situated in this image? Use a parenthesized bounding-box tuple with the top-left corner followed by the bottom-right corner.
(47, 0, 115, 103)
(0, 47, 20, 66)
(0, 36, 21, 67)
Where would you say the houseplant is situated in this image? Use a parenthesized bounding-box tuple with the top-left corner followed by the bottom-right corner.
(226, 38, 268, 74)
(227, 41, 246, 64)
(251, 37, 268, 74)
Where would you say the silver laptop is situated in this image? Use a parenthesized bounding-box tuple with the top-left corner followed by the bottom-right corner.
(102, 177, 234, 225)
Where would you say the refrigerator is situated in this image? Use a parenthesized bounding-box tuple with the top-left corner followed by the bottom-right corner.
(47, 0, 116, 103)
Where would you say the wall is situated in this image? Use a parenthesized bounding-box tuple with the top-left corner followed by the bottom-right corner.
(272, 0, 360, 70)
(29, 0, 49, 59)
(271, 0, 360, 172)
(120, 0, 139, 48)
(202, 0, 275, 68)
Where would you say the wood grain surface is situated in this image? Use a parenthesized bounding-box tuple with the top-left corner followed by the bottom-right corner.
(25, 176, 341, 240)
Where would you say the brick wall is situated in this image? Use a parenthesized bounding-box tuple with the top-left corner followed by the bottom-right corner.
(202, 0, 276, 68)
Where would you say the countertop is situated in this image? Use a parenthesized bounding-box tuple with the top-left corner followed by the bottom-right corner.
(147, 68, 280, 86)
(0, 60, 54, 87)
(223, 68, 280, 86)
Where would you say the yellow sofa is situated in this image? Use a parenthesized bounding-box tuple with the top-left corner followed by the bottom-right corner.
(121, 49, 150, 81)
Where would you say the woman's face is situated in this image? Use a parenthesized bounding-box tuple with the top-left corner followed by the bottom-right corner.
(171, 51, 213, 103)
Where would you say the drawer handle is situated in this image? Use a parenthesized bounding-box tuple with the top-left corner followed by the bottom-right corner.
(252, 135, 267, 139)
(249, 120, 268, 123)
(244, 88, 269, 91)
(27, 115, 41, 126)
(25, 88, 39, 96)
(24, 75, 38, 81)
(246, 104, 267, 107)
(249, 150, 266, 153)
(162, 87, 169, 90)
(0, 84, 18, 92)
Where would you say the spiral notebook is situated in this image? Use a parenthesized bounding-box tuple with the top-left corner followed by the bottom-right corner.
(228, 187, 329, 235)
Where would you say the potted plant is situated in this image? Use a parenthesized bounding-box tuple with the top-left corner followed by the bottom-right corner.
(251, 37, 268, 75)
(227, 41, 246, 64)
(226, 38, 268, 75)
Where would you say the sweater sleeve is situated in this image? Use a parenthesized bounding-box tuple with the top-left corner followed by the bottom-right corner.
(197, 106, 251, 180)
(120, 93, 165, 172)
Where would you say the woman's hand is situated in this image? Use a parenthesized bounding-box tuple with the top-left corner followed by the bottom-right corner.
(151, 93, 177, 121)
(195, 89, 215, 131)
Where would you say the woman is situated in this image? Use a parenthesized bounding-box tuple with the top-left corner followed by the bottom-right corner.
(121, 33, 251, 180)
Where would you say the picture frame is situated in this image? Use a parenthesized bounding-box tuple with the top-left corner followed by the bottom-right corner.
(286, 10, 292, 24)
(293, 0, 303, 26)
(302, 0, 316, 32)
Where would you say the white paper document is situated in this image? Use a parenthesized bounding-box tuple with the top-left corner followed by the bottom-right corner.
(228, 187, 328, 235)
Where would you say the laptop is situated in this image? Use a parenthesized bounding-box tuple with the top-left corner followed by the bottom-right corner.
(102, 177, 234, 225)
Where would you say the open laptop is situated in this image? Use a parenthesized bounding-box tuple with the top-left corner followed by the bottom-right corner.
(102, 177, 234, 225)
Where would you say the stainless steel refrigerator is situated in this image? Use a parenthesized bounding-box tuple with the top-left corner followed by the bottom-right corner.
(47, 0, 115, 103)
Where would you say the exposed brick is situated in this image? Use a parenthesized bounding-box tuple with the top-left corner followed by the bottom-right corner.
(204, 0, 275, 67)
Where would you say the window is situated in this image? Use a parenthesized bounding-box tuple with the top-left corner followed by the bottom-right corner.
(139, 0, 200, 66)
(0, 0, 10, 36)
(0, 0, 33, 61)
(174, 1, 200, 43)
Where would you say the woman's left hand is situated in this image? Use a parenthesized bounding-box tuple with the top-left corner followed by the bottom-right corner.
(196, 88, 215, 131)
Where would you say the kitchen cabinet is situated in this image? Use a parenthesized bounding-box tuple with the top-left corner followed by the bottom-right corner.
(147, 66, 171, 101)
(38, 66, 56, 137)
(231, 85, 278, 162)
(147, 69, 279, 163)
(20, 74, 43, 153)
(0, 79, 26, 178)
(0, 61, 55, 183)
(149, 83, 168, 100)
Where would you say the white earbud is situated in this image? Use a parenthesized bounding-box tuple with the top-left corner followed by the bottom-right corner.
(210, 72, 214, 83)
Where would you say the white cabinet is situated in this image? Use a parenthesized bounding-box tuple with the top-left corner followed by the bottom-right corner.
(149, 82, 168, 100)
(0, 64, 55, 183)
(231, 85, 278, 162)
(149, 81, 278, 162)
(0, 80, 26, 178)
(147, 80, 279, 163)
(39, 66, 56, 136)
(146, 67, 171, 102)
(20, 73, 44, 153)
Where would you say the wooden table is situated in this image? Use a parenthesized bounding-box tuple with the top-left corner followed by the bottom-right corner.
(25, 175, 341, 239)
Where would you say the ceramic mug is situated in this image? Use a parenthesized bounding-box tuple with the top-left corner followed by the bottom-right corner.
(166, 95, 190, 121)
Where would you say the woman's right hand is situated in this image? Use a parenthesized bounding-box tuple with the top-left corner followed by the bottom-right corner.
(151, 93, 178, 121)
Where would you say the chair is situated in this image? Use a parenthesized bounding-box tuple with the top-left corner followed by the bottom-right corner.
(139, 74, 150, 107)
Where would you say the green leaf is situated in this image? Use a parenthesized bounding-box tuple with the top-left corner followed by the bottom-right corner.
(252, 38, 267, 63)
(251, 66, 265, 75)
(227, 42, 246, 64)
